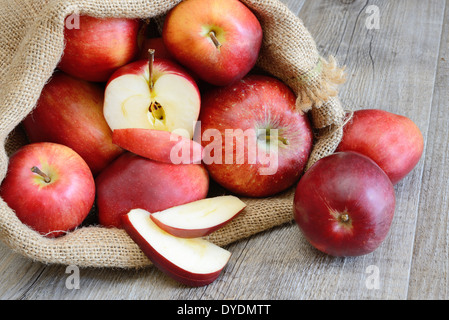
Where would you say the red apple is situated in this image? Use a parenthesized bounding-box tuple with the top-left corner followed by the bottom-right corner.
(122, 209, 232, 287)
(198, 74, 313, 198)
(95, 152, 209, 228)
(294, 152, 396, 257)
(0, 142, 95, 238)
(112, 128, 203, 165)
(162, 0, 263, 86)
(22, 71, 124, 176)
(337, 109, 424, 185)
(150, 195, 246, 238)
(58, 15, 140, 82)
(103, 58, 201, 139)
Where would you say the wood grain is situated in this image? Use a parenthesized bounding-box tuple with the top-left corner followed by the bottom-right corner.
(0, 0, 448, 300)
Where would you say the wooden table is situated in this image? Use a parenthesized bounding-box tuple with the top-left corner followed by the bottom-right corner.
(1, 0, 448, 300)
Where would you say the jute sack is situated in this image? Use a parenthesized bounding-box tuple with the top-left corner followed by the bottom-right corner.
(0, 0, 346, 268)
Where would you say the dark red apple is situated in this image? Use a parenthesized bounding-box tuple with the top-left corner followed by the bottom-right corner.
(198, 74, 313, 198)
(337, 109, 424, 185)
(59, 15, 140, 82)
(22, 71, 124, 176)
(95, 152, 209, 228)
(294, 152, 396, 257)
(0, 142, 95, 238)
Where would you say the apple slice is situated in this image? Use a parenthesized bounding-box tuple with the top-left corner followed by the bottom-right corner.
(122, 209, 232, 287)
(103, 58, 201, 139)
(150, 196, 246, 238)
(112, 128, 203, 164)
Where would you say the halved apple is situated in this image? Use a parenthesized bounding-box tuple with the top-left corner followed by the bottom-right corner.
(103, 58, 201, 139)
(112, 128, 203, 164)
(150, 196, 246, 238)
(122, 209, 232, 287)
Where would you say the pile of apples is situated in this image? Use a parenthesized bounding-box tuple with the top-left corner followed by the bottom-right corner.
(0, 0, 424, 286)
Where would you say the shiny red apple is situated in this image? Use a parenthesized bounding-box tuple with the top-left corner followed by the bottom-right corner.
(59, 15, 140, 82)
(95, 152, 209, 228)
(199, 74, 313, 198)
(294, 152, 396, 257)
(337, 109, 424, 185)
(0, 142, 95, 238)
(162, 0, 263, 86)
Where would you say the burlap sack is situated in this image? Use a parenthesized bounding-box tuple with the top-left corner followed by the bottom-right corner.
(0, 0, 347, 268)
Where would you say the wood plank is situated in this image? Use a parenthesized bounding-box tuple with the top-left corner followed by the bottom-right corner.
(407, 0, 449, 300)
(279, 0, 444, 299)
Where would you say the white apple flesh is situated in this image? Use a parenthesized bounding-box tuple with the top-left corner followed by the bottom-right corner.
(103, 58, 201, 139)
(122, 209, 232, 287)
(150, 196, 246, 238)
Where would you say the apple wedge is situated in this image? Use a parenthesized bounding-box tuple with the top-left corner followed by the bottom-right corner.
(150, 196, 246, 238)
(122, 209, 232, 287)
(112, 128, 203, 164)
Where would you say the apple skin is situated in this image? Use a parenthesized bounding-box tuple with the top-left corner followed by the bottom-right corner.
(162, 0, 263, 86)
(294, 152, 396, 257)
(112, 128, 204, 165)
(336, 109, 424, 185)
(95, 152, 210, 228)
(122, 209, 231, 287)
(22, 71, 124, 176)
(0, 142, 95, 238)
(198, 74, 314, 198)
(58, 16, 140, 82)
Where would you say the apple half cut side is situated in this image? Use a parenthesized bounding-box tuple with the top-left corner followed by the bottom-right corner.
(112, 128, 203, 164)
(103, 58, 201, 139)
(122, 209, 232, 287)
(150, 196, 246, 238)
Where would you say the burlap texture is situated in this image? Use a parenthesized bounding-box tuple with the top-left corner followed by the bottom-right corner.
(0, 0, 346, 268)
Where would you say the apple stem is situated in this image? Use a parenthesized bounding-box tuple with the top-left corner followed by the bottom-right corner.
(258, 129, 289, 146)
(148, 48, 155, 90)
(209, 31, 222, 49)
(31, 166, 51, 183)
(340, 214, 350, 223)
